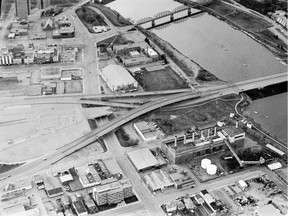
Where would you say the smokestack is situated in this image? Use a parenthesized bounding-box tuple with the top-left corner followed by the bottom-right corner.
(184, 133, 186, 144)
(236, 121, 238, 128)
(207, 129, 210, 139)
(200, 131, 204, 140)
(214, 127, 217, 136)
(192, 132, 195, 142)
(174, 136, 178, 147)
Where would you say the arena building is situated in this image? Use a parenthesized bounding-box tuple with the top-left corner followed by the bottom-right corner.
(100, 64, 138, 92)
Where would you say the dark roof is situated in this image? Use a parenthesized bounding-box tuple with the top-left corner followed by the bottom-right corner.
(74, 200, 87, 214)
(47, 187, 63, 196)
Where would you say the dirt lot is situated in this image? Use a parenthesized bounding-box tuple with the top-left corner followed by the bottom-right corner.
(64, 80, 83, 93)
(141, 96, 239, 135)
(134, 66, 189, 91)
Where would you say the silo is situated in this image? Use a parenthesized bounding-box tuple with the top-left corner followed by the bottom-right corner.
(206, 164, 217, 175)
(201, 158, 211, 170)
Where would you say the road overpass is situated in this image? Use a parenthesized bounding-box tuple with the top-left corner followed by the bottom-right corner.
(1, 71, 287, 177)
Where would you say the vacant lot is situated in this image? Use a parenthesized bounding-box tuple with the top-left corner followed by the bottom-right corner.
(64, 80, 83, 93)
(141, 96, 239, 135)
(134, 66, 189, 91)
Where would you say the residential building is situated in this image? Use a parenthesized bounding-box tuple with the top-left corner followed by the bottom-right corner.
(15, 0, 30, 19)
(92, 179, 133, 206)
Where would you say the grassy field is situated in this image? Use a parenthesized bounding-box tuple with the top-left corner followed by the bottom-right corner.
(0, 164, 22, 174)
(140, 95, 239, 135)
(207, 2, 272, 32)
(134, 66, 189, 91)
(76, 7, 107, 30)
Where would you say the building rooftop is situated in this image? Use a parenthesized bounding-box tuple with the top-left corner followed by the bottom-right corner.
(101, 64, 138, 89)
(128, 148, 159, 171)
(222, 126, 244, 137)
(255, 204, 283, 216)
(73, 200, 87, 214)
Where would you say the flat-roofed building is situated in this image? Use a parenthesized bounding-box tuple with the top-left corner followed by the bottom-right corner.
(73, 200, 87, 216)
(127, 148, 159, 172)
(221, 126, 245, 144)
(83, 194, 98, 214)
(45, 176, 63, 198)
(92, 179, 133, 206)
(34, 175, 45, 189)
(169, 172, 195, 189)
(255, 204, 283, 216)
(100, 64, 138, 92)
(76, 165, 99, 188)
(134, 121, 157, 142)
(58, 171, 73, 184)
(142, 169, 174, 192)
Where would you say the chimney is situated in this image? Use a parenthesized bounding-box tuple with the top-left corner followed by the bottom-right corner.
(214, 127, 217, 136)
(192, 132, 195, 142)
(200, 131, 204, 140)
(207, 129, 210, 139)
(183, 133, 186, 144)
(174, 136, 178, 147)
(236, 121, 238, 128)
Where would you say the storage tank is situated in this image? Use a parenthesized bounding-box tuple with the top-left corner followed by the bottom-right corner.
(206, 164, 217, 175)
(201, 158, 211, 170)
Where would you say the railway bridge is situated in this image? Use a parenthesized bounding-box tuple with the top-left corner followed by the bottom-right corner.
(135, 4, 203, 28)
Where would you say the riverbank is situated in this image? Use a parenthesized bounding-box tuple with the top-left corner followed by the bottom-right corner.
(204, 2, 287, 60)
(137, 27, 221, 83)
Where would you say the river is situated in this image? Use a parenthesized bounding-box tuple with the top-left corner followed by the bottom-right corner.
(107, 0, 287, 142)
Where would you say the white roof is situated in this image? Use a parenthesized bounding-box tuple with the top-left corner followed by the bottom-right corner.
(128, 148, 159, 171)
(267, 162, 282, 171)
(255, 204, 283, 216)
(238, 180, 247, 188)
(102, 64, 137, 88)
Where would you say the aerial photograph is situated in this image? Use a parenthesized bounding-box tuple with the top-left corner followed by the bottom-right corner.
(0, 0, 287, 216)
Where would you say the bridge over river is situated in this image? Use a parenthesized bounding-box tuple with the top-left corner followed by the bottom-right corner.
(135, 4, 205, 28)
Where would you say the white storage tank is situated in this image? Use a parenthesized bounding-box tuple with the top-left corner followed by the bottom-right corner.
(206, 164, 217, 175)
(201, 158, 211, 170)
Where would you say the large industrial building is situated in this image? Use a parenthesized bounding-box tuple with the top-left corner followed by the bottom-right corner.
(15, 0, 30, 19)
(161, 126, 245, 164)
(37, 0, 50, 9)
(100, 64, 138, 92)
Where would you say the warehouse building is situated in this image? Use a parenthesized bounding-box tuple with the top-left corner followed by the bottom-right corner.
(0, 48, 13, 66)
(100, 64, 138, 92)
(127, 148, 159, 172)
